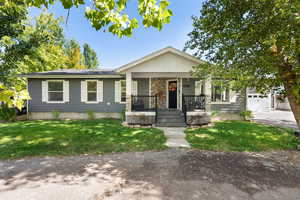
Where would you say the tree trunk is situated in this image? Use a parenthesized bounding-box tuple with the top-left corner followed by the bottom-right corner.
(287, 95, 300, 129)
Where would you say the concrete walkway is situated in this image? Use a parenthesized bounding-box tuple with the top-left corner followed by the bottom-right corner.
(158, 127, 190, 148)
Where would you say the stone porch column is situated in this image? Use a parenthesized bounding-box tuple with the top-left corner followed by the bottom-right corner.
(126, 72, 132, 112)
(204, 76, 212, 112)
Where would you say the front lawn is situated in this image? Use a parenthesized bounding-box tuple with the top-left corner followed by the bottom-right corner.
(185, 121, 300, 152)
(0, 119, 167, 160)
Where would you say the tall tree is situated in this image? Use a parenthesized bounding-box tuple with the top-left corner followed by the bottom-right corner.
(0, 2, 69, 107)
(64, 39, 85, 69)
(185, 0, 300, 128)
(22, 0, 173, 37)
(83, 43, 99, 69)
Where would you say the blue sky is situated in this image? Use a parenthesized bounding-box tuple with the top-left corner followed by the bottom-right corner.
(30, 1, 202, 69)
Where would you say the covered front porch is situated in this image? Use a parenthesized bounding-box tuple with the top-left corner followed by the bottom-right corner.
(124, 73, 212, 126)
(116, 47, 212, 126)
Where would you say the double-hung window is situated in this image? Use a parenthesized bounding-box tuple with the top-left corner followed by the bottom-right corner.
(120, 80, 126, 103)
(87, 81, 97, 102)
(48, 81, 64, 102)
(211, 82, 230, 102)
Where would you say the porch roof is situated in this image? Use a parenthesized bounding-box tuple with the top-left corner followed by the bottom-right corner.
(116, 46, 204, 73)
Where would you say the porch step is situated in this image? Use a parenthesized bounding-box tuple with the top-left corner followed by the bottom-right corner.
(156, 122, 187, 127)
(157, 118, 185, 123)
(156, 109, 186, 127)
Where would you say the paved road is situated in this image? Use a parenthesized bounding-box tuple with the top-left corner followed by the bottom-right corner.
(1, 149, 300, 200)
(253, 110, 298, 130)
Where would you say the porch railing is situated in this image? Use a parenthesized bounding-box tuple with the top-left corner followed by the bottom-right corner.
(182, 94, 206, 124)
(183, 94, 206, 112)
(131, 95, 158, 112)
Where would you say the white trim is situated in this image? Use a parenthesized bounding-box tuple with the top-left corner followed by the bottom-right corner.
(46, 80, 65, 103)
(126, 112, 156, 116)
(211, 102, 232, 104)
(22, 75, 122, 78)
(120, 79, 127, 103)
(116, 47, 203, 73)
(132, 72, 194, 78)
(86, 80, 98, 103)
(149, 77, 152, 108)
(166, 79, 178, 109)
(180, 77, 183, 110)
(26, 79, 29, 119)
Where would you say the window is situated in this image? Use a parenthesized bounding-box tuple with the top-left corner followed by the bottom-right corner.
(87, 81, 97, 102)
(211, 82, 229, 102)
(120, 80, 126, 103)
(48, 81, 64, 102)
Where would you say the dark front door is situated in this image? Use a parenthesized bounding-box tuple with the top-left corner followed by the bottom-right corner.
(168, 81, 177, 109)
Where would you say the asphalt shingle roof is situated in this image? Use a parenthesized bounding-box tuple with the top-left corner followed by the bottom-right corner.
(21, 69, 118, 76)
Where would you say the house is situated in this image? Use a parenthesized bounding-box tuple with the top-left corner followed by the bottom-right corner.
(21, 47, 246, 126)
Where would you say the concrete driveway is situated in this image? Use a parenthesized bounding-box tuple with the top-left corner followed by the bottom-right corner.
(1, 149, 300, 200)
(253, 110, 298, 130)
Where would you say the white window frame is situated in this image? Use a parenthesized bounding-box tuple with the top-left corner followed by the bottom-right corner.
(211, 82, 230, 104)
(86, 80, 98, 103)
(120, 80, 127, 104)
(47, 80, 65, 103)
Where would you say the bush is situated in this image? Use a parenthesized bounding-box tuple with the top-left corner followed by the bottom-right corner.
(51, 110, 61, 120)
(211, 110, 219, 118)
(86, 110, 95, 120)
(240, 110, 253, 121)
(0, 104, 17, 122)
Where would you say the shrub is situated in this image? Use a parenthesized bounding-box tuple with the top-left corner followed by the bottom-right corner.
(86, 110, 95, 120)
(120, 109, 126, 122)
(211, 110, 219, 118)
(52, 110, 61, 120)
(240, 110, 253, 121)
(0, 104, 17, 122)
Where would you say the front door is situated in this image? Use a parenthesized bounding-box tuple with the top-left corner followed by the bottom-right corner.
(168, 81, 177, 109)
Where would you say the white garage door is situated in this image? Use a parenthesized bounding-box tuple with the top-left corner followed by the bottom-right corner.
(247, 94, 271, 112)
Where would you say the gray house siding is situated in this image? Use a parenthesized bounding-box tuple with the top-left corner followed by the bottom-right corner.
(28, 77, 246, 114)
(28, 78, 125, 113)
(211, 92, 246, 113)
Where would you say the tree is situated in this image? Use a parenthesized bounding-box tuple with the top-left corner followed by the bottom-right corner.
(185, 0, 300, 128)
(0, 2, 69, 107)
(21, 0, 173, 37)
(64, 39, 86, 69)
(83, 43, 99, 68)
(0, 3, 67, 84)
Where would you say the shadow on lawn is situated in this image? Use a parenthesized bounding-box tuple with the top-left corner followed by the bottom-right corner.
(186, 121, 300, 152)
(1, 149, 300, 199)
(0, 119, 167, 159)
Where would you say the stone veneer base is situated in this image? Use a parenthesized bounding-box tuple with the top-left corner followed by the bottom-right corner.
(126, 112, 156, 125)
(29, 112, 121, 120)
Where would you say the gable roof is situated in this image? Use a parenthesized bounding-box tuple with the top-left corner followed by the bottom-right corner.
(116, 46, 203, 73)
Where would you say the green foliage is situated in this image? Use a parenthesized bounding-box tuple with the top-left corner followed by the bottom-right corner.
(185, 121, 300, 152)
(24, 0, 172, 37)
(51, 110, 61, 120)
(0, 119, 167, 159)
(120, 109, 126, 122)
(185, 0, 300, 128)
(0, 84, 30, 110)
(211, 110, 219, 118)
(86, 110, 95, 120)
(0, 104, 17, 122)
(83, 43, 99, 68)
(240, 110, 253, 121)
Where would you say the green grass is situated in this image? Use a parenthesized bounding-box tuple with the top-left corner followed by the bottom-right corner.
(185, 121, 300, 152)
(0, 119, 167, 160)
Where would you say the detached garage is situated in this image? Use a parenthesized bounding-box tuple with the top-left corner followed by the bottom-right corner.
(247, 93, 272, 112)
